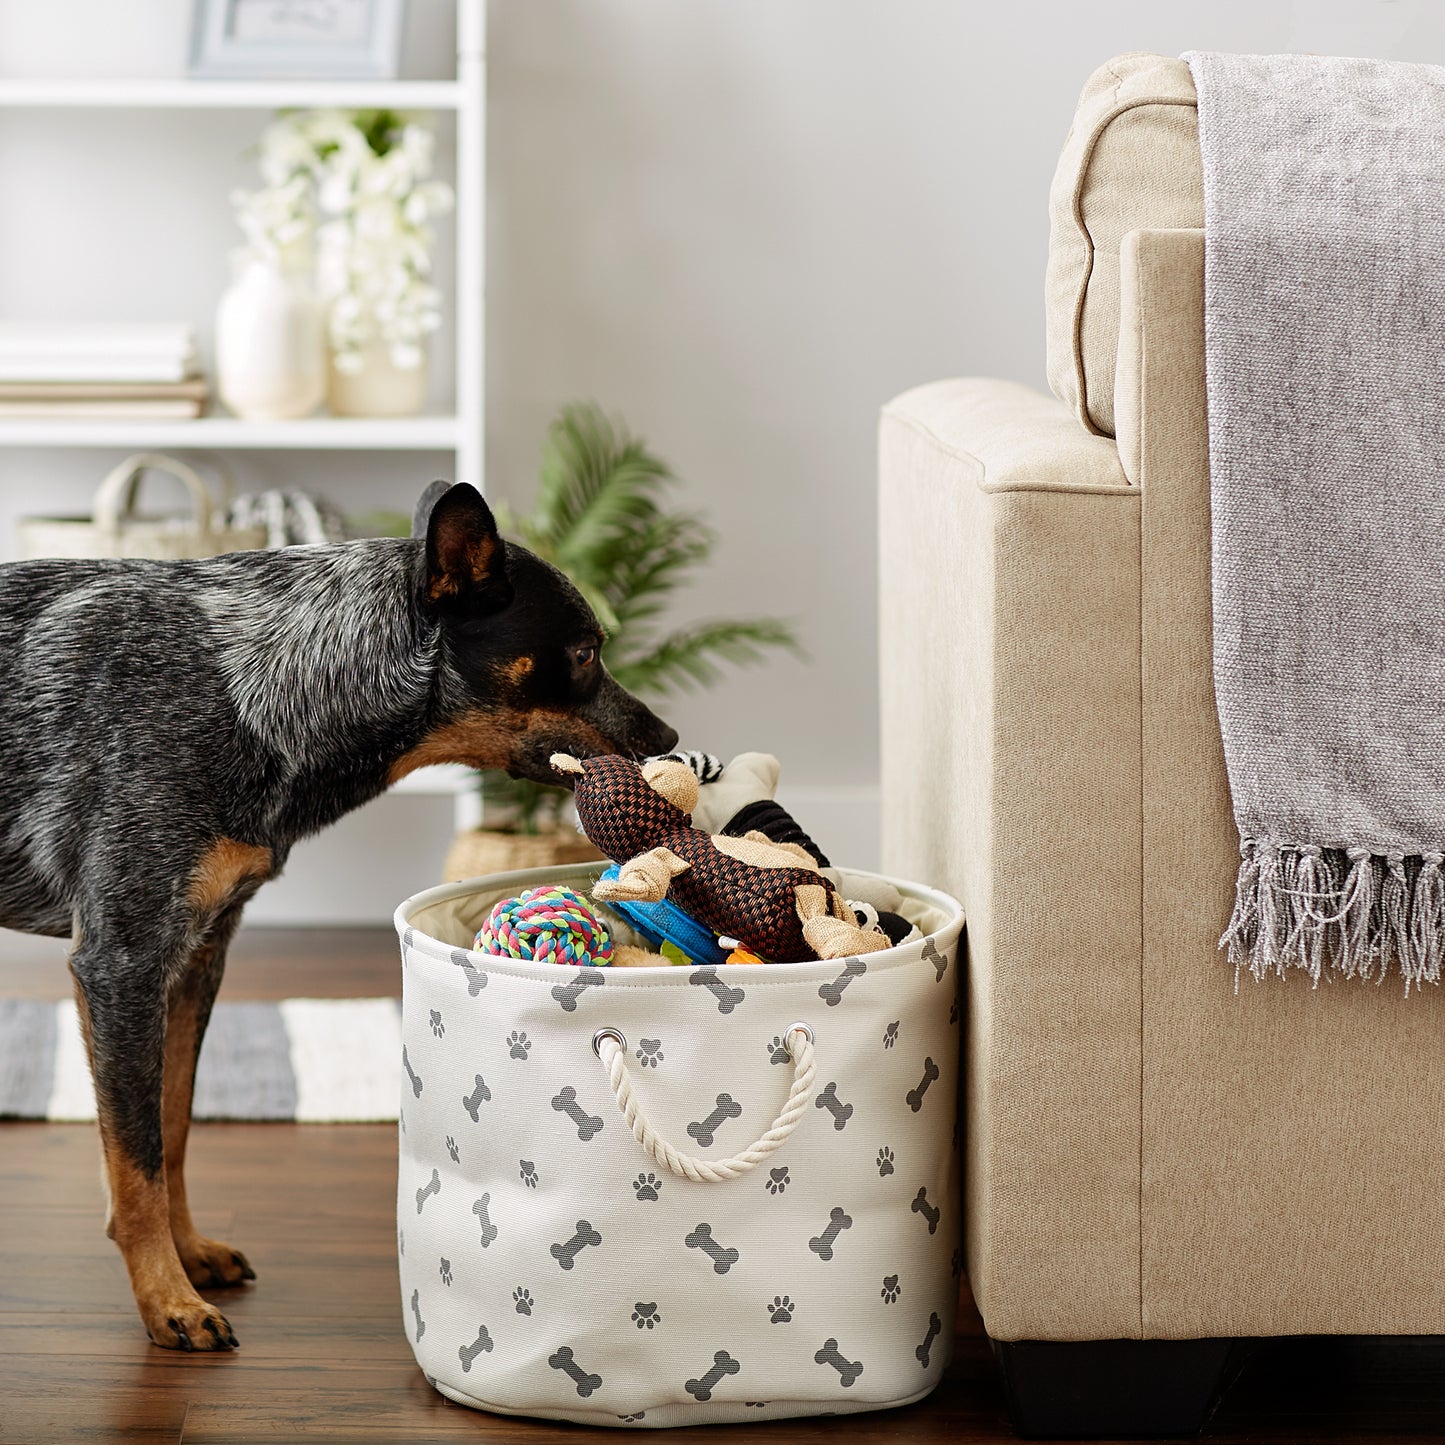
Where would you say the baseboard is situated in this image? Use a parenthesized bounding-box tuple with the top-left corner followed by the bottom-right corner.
(245, 781, 883, 928)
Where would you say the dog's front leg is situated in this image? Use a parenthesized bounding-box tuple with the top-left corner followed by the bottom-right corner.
(165, 906, 255, 1291)
(71, 934, 240, 1352)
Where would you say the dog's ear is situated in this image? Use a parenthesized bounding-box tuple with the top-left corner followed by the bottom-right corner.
(411, 479, 452, 539)
(423, 483, 512, 613)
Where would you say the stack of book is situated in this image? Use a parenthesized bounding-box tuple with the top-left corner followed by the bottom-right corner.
(0, 323, 207, 418)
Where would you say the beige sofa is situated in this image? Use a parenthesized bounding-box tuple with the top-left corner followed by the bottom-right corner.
(879, 52, 1445, 1436)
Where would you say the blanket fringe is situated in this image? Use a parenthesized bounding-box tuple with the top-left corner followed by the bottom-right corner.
(1223, 840, 1445, 992)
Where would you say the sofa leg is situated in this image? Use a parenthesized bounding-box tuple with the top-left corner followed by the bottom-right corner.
(990, 1337, 1237, 1439)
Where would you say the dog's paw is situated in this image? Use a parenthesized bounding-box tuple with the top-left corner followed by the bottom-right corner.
(177, 1233, 256, 1290)
(142, 1291, 239, 1352)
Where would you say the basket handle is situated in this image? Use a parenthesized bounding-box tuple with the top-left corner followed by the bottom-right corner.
(92, 453, 215, 537)
(591, 1023, 816, 1183)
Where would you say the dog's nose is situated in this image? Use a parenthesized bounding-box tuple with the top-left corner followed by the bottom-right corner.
(654, 721, 680, 754)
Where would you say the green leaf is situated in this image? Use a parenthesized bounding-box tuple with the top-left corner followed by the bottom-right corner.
(609, 618, 802, 699)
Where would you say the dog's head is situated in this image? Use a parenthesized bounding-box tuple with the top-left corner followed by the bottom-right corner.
(408, 481, 678, 785)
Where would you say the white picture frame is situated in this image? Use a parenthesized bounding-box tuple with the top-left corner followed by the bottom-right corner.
(189, 0, 407, 80)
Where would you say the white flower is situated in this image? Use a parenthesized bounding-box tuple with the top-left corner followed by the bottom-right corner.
(234, 107, 452, 368)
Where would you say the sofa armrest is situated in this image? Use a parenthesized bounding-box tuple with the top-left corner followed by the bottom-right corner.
(882, 377, 1130, 494)
(879, 377, 1144, 1340)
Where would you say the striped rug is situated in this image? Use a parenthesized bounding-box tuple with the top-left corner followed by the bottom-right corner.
(0, 997, 402, 1122)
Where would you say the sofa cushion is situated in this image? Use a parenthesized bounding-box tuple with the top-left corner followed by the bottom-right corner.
(1045, 53, 1201, 437)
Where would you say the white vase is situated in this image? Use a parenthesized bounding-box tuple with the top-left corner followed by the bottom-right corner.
(327, 343, 430, 418)
(215, 254, 326, 422)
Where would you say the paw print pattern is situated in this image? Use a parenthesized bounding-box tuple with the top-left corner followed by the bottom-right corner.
(883, 1020, 899, 1049)
(766, 1167, 790, 1196)
(439, 1257, 453, 1287)
(881, 1274, 901, 1304)
(768, 1295, 794, 1324)
(446, 1135, 460, 1164)
(767, 1034, 791, 1065)
(519, 1159, 539, 1189)
(636, 1038, 664, 1069)
(429, 1009, 445, 1038)
(633, 1172, 662, 1202)
(632, 1301, 661, 1330)
(507, 1030, 531, 1061)
(877, 1146, 895, 1178)
(513, 1287, 533, 1316)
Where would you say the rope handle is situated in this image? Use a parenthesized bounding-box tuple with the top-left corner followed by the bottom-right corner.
(592, 1023, 817, 1183)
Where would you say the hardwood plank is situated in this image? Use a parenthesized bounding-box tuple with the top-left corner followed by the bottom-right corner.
(7, 926, 1445, 1442)
(0, 924, 401, 1003)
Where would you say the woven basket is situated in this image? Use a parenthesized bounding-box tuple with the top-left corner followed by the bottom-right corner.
(441, 826, 602, 884)
(17, 453, 265, 561)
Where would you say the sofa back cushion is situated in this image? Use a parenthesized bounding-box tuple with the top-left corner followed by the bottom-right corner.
(1045, 52, 1201, 437)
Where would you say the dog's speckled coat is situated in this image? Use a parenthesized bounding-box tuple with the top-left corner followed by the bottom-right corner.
(1, 482, 674, 1352)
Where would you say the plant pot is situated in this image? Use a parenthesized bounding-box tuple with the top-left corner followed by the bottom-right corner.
(327, 342, 429, 418)
(441, 825, 603, 885)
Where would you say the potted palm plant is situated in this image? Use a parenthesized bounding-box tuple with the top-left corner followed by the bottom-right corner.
(441, 402, 797, 881)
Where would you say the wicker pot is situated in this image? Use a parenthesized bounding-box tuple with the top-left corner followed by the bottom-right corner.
(441, 826, 603, 884)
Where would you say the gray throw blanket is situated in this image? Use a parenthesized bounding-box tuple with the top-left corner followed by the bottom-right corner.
(1185, 50, 1445, 989)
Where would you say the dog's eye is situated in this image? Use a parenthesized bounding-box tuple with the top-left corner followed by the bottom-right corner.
(572, 645, 597, 668)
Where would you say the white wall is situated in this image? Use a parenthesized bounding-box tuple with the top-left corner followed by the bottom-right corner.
(0, 0, 1441, 918)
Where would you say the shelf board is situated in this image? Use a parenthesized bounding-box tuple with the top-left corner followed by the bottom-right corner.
(0, 413, 462, 450)
(0, 78, 467, 110)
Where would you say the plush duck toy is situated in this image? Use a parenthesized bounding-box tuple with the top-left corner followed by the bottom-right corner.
(551, 752, 892, 963)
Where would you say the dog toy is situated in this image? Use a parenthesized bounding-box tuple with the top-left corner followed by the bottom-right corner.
(657, 750, 831, 865)
(652, 748, 918, 942)
(596, 863, 732, 967)
(474, 884, 614, 966)
(551, 752, 891, 963)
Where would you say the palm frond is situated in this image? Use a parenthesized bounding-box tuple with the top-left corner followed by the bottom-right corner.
(609, 618, 801, 698)
(527, 404, 673, 578)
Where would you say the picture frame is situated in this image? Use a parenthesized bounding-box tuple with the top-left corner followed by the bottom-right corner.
(189, 0, 408, 80)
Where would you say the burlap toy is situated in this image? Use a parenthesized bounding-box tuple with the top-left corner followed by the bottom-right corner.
(551, 752, 891, 963)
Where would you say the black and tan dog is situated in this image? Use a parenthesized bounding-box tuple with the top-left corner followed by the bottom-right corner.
(3, 481, 675, 1351)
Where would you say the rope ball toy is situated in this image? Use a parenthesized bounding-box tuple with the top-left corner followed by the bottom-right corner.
(473, 885, 614, 967)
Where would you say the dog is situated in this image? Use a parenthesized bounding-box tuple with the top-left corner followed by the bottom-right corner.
(1, 480, 676, 1351)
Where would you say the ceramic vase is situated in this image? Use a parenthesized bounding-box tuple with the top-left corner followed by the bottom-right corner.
(215, 253, 326, 422)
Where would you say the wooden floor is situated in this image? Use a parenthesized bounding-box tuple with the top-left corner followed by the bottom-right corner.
(5, 929, 1445, 1443)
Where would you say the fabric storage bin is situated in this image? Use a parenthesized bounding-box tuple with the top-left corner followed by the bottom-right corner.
(395, 862, 964, 1429)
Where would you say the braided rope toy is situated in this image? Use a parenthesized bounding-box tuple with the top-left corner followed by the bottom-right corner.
(474, 885, 614, 966)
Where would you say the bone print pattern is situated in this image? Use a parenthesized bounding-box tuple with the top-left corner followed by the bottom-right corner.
(814, 1337, 863, 1387)
(685, 1222, 740, 1274)
(818, 958, 866, 1007)
(685, 1349, 741, 1401)
(458, 1324, 494, 1372)
(550, 1219, 602, 1270)
(549, 1345, 603, 1398)
(808, 1206, 853, 1261)
(451, 948, 488, 996)
(814, 1080, 853, 1131)
(551, 1085, 604, 1141)
(395, 898, 962, 1423)
(907, 1056, 940, 1112)
(686, 1092, 742, 1149)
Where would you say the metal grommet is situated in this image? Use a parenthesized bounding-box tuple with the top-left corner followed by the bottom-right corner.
(785, 1021, 814, 1047)
(592, 1027, 626, 1058)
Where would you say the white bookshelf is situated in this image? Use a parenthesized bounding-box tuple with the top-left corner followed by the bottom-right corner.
(0, 79, 466, 110)
(0, 2, 486, 489)
(0, 413, 462, 450)
(0, 4, 488, 830)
